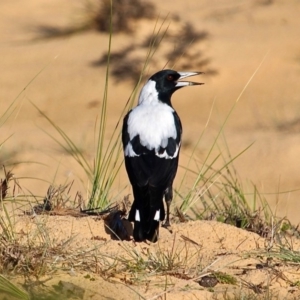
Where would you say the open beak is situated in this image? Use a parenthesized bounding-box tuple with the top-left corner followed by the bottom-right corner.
(175, 71, 204, 88)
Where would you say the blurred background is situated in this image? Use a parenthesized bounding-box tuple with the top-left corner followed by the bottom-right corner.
(1, 0, 300, 223)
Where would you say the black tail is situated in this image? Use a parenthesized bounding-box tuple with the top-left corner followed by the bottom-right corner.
(129, 185, 165, 242)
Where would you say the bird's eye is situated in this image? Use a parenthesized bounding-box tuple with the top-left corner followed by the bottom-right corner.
(167, 75, 174, 81)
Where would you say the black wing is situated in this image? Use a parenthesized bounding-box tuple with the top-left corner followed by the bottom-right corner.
(122, 111, 131, 149)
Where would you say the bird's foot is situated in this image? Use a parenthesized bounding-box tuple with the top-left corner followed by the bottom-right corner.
(162, 221, 173, 233)
(162, 220, 170, 228)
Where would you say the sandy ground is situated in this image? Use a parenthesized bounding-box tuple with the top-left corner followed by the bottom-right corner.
(1, 0, 300, 299)
(4, 214, 300, 299)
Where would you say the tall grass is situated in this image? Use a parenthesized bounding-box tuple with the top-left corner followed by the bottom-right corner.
(89, 0, 116, 209)
(0, 275, 29, 300)
(178, 53, 269, 210)
(0, 64, 49, 158)
(87, 15, 171, 209)
(31, 11, 172, 210)
(174, 53, 280, 234)
(86, 15, 173, 209)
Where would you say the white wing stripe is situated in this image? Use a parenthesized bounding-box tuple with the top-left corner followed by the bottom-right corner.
(135, 210, 140, 221)
(156, 145, 180, 159)
(154, 210, 160, 221)
(124, 143, 139, 157)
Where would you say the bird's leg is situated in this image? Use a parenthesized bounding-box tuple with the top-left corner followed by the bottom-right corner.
(164, 201, 171, 228)
(163, 186, 173, 228)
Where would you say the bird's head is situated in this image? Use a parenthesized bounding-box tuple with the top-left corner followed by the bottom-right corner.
(138, 69, 204, 105)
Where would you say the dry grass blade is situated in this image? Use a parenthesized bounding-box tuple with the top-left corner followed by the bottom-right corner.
(26, 182, 119, 218)
(27, 182, 74, 215)
(176, 207, 188, 223)
(0, 234, 75, 277)
(0, 169, 14, 201)
(240, 278, 266, 294)
(180, 235, 200, 246)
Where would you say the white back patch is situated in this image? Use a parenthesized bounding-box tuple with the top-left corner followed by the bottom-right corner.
(127, 102, 177, 151)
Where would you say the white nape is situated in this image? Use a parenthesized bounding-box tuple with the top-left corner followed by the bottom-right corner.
(127, 84, 177, 153)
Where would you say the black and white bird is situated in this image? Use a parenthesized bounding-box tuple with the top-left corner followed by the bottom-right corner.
(122, 69, 203, 242)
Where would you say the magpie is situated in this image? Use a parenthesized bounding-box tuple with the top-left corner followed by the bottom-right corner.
(122, 69, 203, 242)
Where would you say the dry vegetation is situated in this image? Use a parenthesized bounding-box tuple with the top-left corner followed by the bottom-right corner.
(0, 167, 300, 299)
